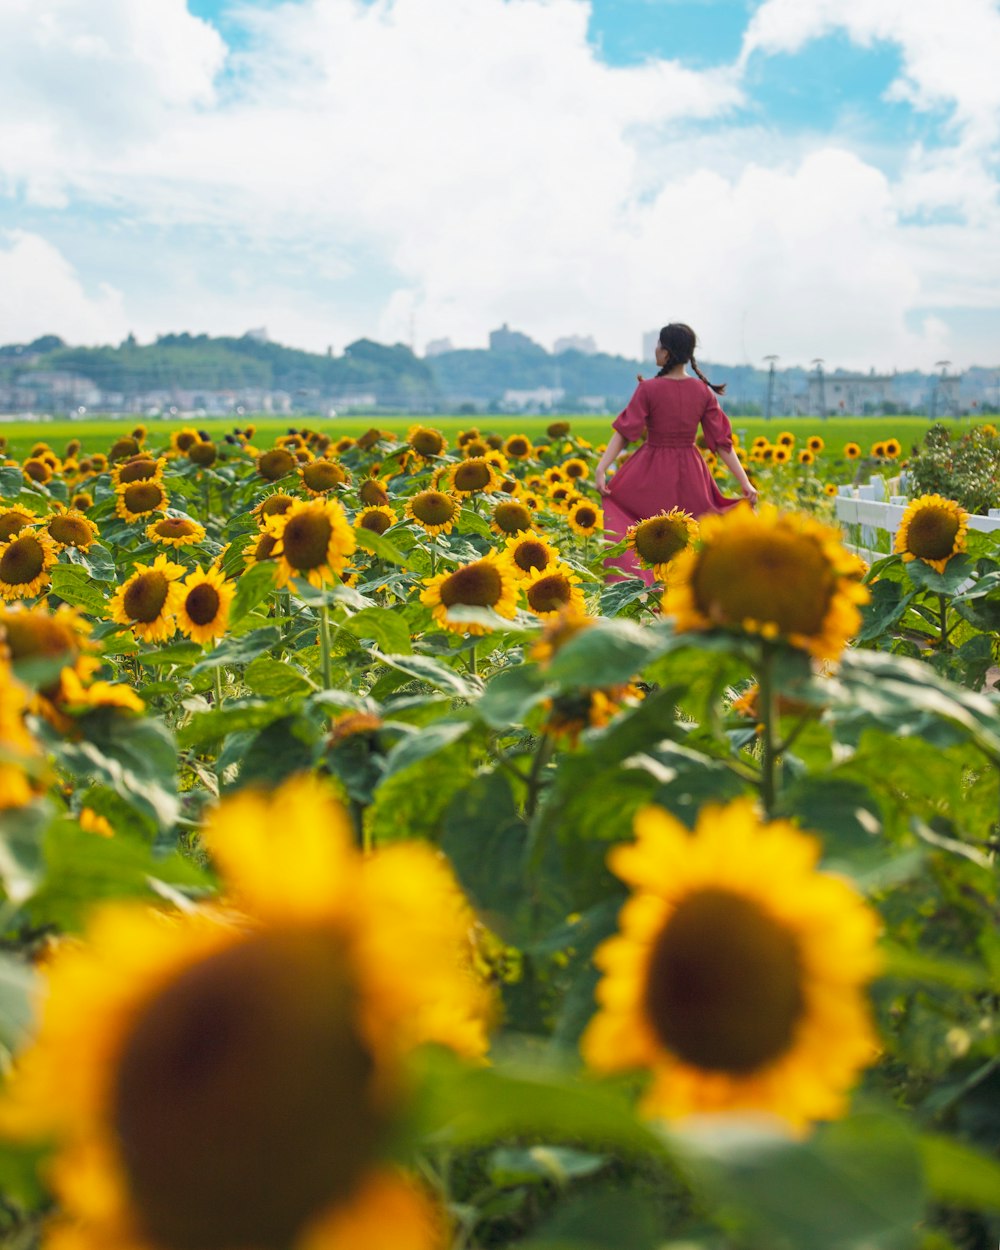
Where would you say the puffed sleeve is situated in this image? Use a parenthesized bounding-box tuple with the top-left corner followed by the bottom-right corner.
(700, 387, 734, 453)
(612, 381, 650, 443)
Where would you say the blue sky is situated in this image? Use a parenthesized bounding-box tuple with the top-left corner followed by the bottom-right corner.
(1, 0, 998, 368)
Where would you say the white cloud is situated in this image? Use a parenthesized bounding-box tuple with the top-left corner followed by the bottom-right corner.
(0, 0, 997, 367)
(0, 231, 128, 344)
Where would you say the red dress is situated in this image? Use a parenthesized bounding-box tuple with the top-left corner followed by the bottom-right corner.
(604, 376, 740, 583)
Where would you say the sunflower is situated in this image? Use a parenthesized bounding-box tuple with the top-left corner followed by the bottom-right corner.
(0, 602, 94, 681)
(751, 436, 768, 451)
(461, 439, 490, 460)
(252, 492, 296, 523)
(567, 500, 602, 537)
(893, 494, 969, 573)
(871, 441, 887, 459)
(145, 516, 207, 548)
(111, 456, 163, 488)
(90, 453, 109, 473)
(421, 556, 520, 635)
(45, 507, 100, 552)
(0, 657, 42, 809)
(177, 567, 235, 645)
(243, 529, 281, 570)
(108, 554, 186, 643)
(776, 431, 795, 447)
(807, 436, 824, 453)
(358, 478, 392, 509)
(663, 503, 868, 661)
(760, 446, 775, 463)
(0, 529, 59, 601)
(582, 799, 880, 1129)
(490, 500, 534, 538)
(456, 427, 480, 447)
(522, 563, 586, 619)
(109, 436, 141, 463)
(2, 775, 488, 1250)
(520, 491, 544, 513)
(356, 505, 397, 536)
(503, 434, 533, 460)
(561, 457, 589, 482)
(449, 458, 500, 498)
(547, 484, 578, 513)
(170, 428, 202, 454)
(269, 498, 357, 589)
(843, 442, 861, 459)
(71, 491, 94, 511)
(883, 438, 901, 459)
(626, 509, 698, 574)
(547, 420, 571, 438)
(541, 684, 641, 746)
(824, 483, 838, 497)
(0, 508, 38, 542)
(404, 491, 460, 537)
(333, 436, 356, 455)
(115, 481, 169, 524)
(773, 446, 791, 464)
(543, 466, 566, 487)
(301, 460, 349, 495)
(498, 530, 560, 580)
(798, 449, 815, 465)
(56, 667, 146, 716)
(257, 447, 297, 482)
(407, 426, 448, 459)
(530, 609, 594, 665)
(22, 458, 52, 485)
(497, 476, 520, 496)
(188, 440, 218, 468)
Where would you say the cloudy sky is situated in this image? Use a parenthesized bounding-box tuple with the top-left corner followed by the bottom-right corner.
(1, 0, 998, 368)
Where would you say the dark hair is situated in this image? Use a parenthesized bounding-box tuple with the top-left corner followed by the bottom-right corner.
(656, 323, 726, 395)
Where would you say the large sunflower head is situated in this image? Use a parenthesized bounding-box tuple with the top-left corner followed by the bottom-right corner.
(490, 500, 533, 538)
(420, 556, 520, 635)
(2, 776, 488, 1250)
(894, 494, 969, 573)
(450, 458, 499, 497)
(498, 530, 560, 579)
(773, 445, 791, 464)
(257, 447, 297, 482)
(0, 508, 38, 542)
(170, 428, 202, 454)
(115, 481, 169, 524)
(177, 567, 235, 645)
(22, 458, 53, 485)
(883, 438, 901, 459)
(405, 491, 459, 537)
(0, 529, 59, 601)
(522, 563, 586, 620)
(109, 436, 142, 464)
(627, 509, 698, 574)
(561, 457, 589, 481)
(503, 434, 533, 460)
(407, 426, 447, 459)
(111, 456, 163, 487)
(45, 507, 100, 552)
(567, 500, 602, 538)
(145, 516, 208, 549)
(188, 440, 218, 468)
(663, 503, 869, 660)
(269, 498, 357, 589)
(356, 505, 397, 536)
(108, 554, 186, 643)
(582, 798, 881, 1130)
(253, 492, 297, 522)
(301, 460, 349, 496)
(359, 478, 392, 509)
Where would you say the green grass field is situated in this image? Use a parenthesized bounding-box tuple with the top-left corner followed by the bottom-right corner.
(0, 411, 985, 461)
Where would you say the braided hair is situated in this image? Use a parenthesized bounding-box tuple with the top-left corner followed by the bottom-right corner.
(655, 323, 726, 395)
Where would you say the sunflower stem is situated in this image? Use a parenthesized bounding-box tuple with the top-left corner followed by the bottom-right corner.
(467, 643, 478, 676)
(319, 601, 333, 690)
(525, 733, 555, 821)
(758, 642, 779, 817)
(213, 665, 224, 711)
(938, 593, 950, 651)
(430, 545, 437, 578)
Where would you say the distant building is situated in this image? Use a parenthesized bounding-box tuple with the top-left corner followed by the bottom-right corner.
(424, 338, 454, 357)
(15, 371, 102, 411)
(808, 372, 893, 416)
(489, 323, 540, 353)
(502, 386, 565, 411)
(929, 374, 961, 418)
(244, 327, 269, 344)
(554, 334, 597, 355)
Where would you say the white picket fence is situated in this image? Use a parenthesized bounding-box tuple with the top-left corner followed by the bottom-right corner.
(834, 474, 1000, 563)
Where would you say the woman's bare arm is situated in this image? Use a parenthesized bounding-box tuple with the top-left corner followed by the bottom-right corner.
(594, 430, 627, 496)
(717, 446, 758, 505)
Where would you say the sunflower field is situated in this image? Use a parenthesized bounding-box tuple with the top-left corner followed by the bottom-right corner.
(0, 418, 999, 1250)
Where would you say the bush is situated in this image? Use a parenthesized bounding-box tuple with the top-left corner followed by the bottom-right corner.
(908, 422, 1000, 513)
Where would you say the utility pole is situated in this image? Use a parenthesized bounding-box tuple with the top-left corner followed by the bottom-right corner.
(811, 358, 826, 420)
(763, 355, 778, 421)
(934, 359, 952, 419)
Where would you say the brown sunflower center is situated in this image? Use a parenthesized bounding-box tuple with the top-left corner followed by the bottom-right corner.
(440, 562, 502, 608)
(0, 513, 33, 541)
(493, 502, 532, 534)
(109, 437, 141, 463)
(527, 573, 572, 614)
(359, 480, 390, 507)
(258, 449, 296, 481)
(644, 888, 804, 1074)
(0, 613, 78, 659)
(410, 429, 445, 456)
(155, 518, 199, 539)
(302, 462, 346, 492)
(47, 515, 93, 548)
(118, 457, 158, 484)
(123, 483, 165, 515)
(359, 509, 392, 535)
(282, 513, 332, 571)
(189, 441, 218, 467)
(453, 461, 492, 492)
(185, 583, 221, 627)
(175, 432, 199, 451)
(573, 505, 597, 528)
(252, 533, 279, 562)
(692, 527, 835, 638)
(633, 517, 690, 565)
(411, 492, 456, 526)
(24, 460, 51, 482)
(123, 571, 170, 623)
(258, 494, 295, 518)
(0, 536, 45, 586)
(513, 540, 551, 573)
(564, 462, 585, 479)
(904, 506, 960, 561)
(112, 930, 384, 1250)
(506, 437, 530, 456)
(547, 421, 570, 438)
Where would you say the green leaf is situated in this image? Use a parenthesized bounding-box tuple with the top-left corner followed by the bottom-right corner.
(49, 562, 111, 615)
(340, 605, 413, 655)
(880, 944, 997, 992)
(442, 771, 529, 926)
(226, 715, 316, 791)
(382, 719, 472, 777)
(138, 640, 203, 668)
(904, 553, 974, 593)
(476, 663, 553, 729)
(243, 656, 314, 698)
(353, 525, 410, 566)
(231, 559, 277, 625)
(178, 698, 295, 749)
(0, 465, 24, 498)
(488, 1145, 609, 1188)
(521, 1191, 662, 1250)
(0, 954, 37, 1051)
(599, 577, 653, 618)
(0, 801, 48, 905)
(545, 619, 667, 689)
(919, 1133, 1000, 1213)
(778, 776, 884, 872)
(376, 653, 478, 699)
(857, 578, 917, 643)
(191, 626, 281, 673)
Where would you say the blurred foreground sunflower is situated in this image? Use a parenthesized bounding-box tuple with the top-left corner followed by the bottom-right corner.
(2, 776, 489, 1250)
(894, 494, 968, 573)
(663, 503, 868, 660)
(421, 556, 519, 635)
(0, 657, 43, 808)
(582, 798, 880, 1130)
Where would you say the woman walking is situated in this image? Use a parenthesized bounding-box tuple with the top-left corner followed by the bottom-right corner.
(595, 323, 757, 582)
